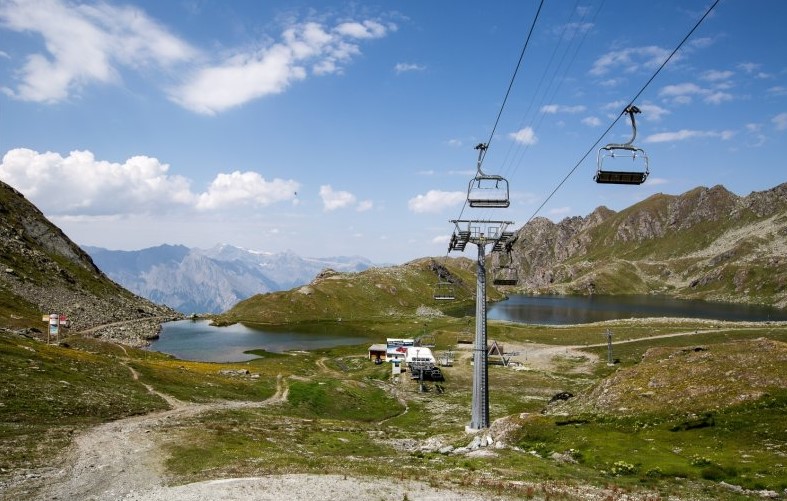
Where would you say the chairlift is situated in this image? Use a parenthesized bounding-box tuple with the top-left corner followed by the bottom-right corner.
(492, 251, 518, 286)
(595, 105, 649, 185)
(492, 266, 518, 286)
(433, 281, 456, 301)
(467, 143, 511, 208)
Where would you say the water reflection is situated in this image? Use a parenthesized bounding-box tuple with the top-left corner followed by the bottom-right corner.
(150, 320, 371, 362)
(487, 295, 787, 325)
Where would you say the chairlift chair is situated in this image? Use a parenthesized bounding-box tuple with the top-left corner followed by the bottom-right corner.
(467, 143, 511, 208)
(492, 239, 518, 285)
(492, 266, 518, 286)
(595, 105, 649, 185)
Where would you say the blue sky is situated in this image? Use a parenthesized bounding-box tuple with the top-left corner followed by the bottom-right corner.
(1, 0, 785, 264)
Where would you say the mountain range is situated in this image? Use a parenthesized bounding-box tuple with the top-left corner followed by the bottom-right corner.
(221, 183, 787, 326)
(494, 183, 787, 308)
(3, 175, 785, 336)
(83, 244, 378, 314)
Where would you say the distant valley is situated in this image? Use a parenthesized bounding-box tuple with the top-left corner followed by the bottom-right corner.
(83, 244, 378, 314)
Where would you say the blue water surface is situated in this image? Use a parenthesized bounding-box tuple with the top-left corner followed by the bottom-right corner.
(149, 320, 370, 362)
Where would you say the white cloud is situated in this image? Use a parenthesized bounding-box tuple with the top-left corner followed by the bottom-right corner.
(659, 82, 733, 106)
(432, 234, 450, 244)
(0, 148, 193, 215)
(196, 171, 299, 210)
(319, 185, 356, 211)
(0, 148, 298, 215)
(356, 200, 373, 212)
(637, 103, 670, 121)
(540, 104, 586, 114)
(0, 1, 394, 113)
(704, 91, 733, 105)
(644, 129, 735, 143)
(773, 112, 787, 131)
(590, 46, 673, 77)
(644, 177, 668, 186)
(582, 116, 601, 127)
(172, 19, 394, 115)
(659, 82, 703, 99)
(508, 127, 538, 145)
(0, 0, 196, 102)
(737, 62, 760, 74)
(407, 190, 465, 213)
(701, 69, 733, 82)
(335, 20, 391, 39)
(395, 62, 425, 74)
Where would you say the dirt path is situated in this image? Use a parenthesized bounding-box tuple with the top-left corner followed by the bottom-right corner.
(29, 375, 289, 501)
(23, 363, 501, 501)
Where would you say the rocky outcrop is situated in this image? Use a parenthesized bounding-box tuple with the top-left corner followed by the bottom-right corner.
(0, 180, 181, 343)
(494, 183, 787, 307)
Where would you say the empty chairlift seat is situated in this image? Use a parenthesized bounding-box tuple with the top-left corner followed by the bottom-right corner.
(594, 105, 650, 185)
(466, 142, 511, 208)
(467, 174, 511, 208)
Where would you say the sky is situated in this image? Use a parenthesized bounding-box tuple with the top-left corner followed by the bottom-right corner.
(1, 0, 786, 264)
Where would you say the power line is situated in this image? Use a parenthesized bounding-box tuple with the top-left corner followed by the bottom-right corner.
(524, 0, 722, 226)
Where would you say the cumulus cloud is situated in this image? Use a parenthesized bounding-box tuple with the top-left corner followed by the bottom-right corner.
(0, 148, 298, 215)
(407, 190, 465, 213)
(508, 127, 538, 145)
(196, 171, 299, 210)
(319, 185, 357, 211)
(0, 0, 196, 102)
(171, 19, 394, 115)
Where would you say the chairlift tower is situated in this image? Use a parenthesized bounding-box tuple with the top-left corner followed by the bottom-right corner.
(449, 219, 515, 430)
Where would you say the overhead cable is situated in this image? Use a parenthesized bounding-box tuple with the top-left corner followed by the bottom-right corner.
(524, 0, 722, 225)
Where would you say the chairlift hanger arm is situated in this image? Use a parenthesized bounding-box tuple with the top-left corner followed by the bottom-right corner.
(474, 143, 488, 177)
(605, 105, 641, 149)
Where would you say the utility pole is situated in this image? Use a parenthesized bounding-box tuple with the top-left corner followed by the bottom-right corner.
(605, 328, 614, 365)
(449, 219, 514, 430)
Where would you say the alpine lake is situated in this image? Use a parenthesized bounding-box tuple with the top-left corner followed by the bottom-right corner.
(149, 294, 787, 363)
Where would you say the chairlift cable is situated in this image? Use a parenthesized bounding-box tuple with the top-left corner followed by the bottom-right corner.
(454, 0, 545, 226)
(498, 0, 602, 181)
(523, 0, 721, 225)
(479, 0, 545, 172)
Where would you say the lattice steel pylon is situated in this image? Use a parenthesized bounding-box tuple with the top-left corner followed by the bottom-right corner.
(448, 219, 514, 430)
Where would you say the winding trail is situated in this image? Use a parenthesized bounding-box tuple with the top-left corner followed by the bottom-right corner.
(31, 374, 289, 501)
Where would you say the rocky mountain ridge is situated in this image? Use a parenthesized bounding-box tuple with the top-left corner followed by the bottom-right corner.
(0, 180, 180, 343)
(84, 244, 378, 314)
(497, 183, 787, 307)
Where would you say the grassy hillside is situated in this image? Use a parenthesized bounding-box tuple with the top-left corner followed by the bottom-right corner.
(217, 257, 504, 326)
(3, 319, 786, 500)
(506, 184, 787, 307)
